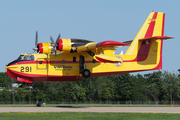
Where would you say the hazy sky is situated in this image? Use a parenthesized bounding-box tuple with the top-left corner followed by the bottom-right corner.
(0, 0, 179, 75)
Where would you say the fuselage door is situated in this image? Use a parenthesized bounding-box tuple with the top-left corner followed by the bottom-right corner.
(79, 55, 85, 73)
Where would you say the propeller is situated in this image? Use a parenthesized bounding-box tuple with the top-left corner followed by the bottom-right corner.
(50, 34, 61, 54)
(55, 34, 61, 49)
(33, 31, 39, 52)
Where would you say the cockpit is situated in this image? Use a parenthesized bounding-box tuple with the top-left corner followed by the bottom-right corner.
(17, 54, 35, 61)
(6, 54, 36, 67)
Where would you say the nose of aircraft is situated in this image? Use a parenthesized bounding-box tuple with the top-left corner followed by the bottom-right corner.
(5, 60, 18, 79)
(5, 65, 8, 72)
(6, 60, 18, 67)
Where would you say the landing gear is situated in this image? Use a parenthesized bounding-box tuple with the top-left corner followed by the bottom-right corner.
(80, 55, 91, 78)
(82, 69, 91, 78)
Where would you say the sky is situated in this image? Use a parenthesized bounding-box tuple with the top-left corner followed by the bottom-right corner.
(0, 0, 179, 75)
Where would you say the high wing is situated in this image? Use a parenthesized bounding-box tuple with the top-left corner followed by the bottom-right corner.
(76, 41, 129, 52)
(76, 40, 129, 63)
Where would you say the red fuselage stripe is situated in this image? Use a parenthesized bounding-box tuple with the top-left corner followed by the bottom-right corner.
(8, 60, 125, 66)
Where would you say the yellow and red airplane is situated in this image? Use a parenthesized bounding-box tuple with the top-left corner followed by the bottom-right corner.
(6, 11, 173, 83)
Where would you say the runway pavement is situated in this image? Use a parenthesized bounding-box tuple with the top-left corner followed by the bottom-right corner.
(0, 107, 180, 113)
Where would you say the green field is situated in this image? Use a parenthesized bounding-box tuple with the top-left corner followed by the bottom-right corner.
(0, 112, 179, 120)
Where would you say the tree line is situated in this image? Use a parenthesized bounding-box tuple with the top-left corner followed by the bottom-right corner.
(0, 71, 180, 104)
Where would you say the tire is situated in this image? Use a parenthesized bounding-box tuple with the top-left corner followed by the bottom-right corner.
(82, 69, 91, 78)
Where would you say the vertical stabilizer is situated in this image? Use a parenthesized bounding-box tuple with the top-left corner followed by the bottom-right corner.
(125, 12, 165, 56)
(124, 12, 170, 70)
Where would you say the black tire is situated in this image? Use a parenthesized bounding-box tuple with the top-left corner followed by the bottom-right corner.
(82, 69, 91, 78)
(36, 103, 41, 107)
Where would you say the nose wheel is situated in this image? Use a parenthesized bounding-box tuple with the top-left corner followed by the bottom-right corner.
(82, 69, 91, 78)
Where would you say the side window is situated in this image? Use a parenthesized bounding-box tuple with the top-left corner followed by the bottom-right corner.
(73, 57, 76, 62)
(62, 60, 66, 64)
(29, 55, 35, 60)
(22, 55, 29, 60)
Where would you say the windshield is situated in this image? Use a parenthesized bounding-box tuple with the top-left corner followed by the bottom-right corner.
(17, 55, 35, 60)
(17, 55, 24, 60)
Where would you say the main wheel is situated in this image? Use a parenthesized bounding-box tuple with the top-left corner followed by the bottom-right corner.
(82, 69, 91, 78)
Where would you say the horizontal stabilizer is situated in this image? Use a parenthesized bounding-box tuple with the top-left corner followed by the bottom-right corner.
(95, 55, 122, 63)
(139, 36, 173, 41)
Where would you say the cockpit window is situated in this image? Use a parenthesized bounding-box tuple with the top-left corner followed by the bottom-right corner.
(29, 55, 35, 60)
(22, 55, 30, 60)
(17, 55, 24, 60)
(17, 55, 35, 60)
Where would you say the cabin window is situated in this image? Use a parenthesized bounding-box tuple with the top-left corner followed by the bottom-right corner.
(92, 59, 96, 63)
(62, 60, 66, 64)
(73, 57, 76, 62)
(17, 55, 35, 60)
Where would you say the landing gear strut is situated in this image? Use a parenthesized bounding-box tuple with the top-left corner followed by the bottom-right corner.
(80, 55, 91, 78)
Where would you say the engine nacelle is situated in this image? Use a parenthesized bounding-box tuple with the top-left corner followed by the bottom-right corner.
(36, 39, 92, 53)
(38, 43, 52, 53)
(57, 39, 72, 52)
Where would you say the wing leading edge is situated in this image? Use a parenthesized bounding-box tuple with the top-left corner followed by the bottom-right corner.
(76, 41, 129, 52)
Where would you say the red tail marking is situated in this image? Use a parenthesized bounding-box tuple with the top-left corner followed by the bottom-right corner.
(153, 13, 165, 70)
(137, 12, 158, 61)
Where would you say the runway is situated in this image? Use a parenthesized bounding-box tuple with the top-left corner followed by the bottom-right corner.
(1, 107, 180, 113)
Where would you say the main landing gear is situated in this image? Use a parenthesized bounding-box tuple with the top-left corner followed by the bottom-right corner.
(82, 69, 91, 78)
(80, 55, 91, 78)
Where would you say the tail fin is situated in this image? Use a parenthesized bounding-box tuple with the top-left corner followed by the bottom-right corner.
(124, 12, 172, 70)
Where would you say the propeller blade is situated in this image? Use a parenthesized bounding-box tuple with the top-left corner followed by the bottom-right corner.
(55, 34, 61, 45)
(50, 36, 55, 44)
(54, 34, 61, 56)
(33, 31, 39, 53)
(35, 31, 38, 47)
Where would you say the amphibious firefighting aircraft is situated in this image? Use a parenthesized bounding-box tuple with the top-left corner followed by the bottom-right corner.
(6, 11, 173, 83)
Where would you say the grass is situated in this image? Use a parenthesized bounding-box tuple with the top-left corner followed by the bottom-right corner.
(0, 112, 180, 120)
